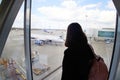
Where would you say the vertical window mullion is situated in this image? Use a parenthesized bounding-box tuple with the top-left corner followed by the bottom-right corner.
(109, 13, 120, 80)
(24, 0, 33, 80)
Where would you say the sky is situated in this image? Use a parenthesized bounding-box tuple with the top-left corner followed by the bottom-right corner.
(13, 0, 116, 30)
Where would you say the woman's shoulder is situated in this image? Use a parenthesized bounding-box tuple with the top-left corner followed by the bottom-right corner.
(64, 48, 69, 54)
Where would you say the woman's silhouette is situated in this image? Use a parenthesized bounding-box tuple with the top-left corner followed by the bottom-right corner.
(61, 22, 94, 80)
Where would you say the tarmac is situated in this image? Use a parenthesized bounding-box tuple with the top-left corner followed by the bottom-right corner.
(1, 29, 114, 80)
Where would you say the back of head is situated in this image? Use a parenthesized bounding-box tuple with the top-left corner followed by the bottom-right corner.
(65, 22, 88, 48)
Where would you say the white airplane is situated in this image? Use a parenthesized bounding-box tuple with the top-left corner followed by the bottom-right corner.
(31, 33, 64, 46)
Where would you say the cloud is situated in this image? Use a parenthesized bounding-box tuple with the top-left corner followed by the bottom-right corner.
(61, 0, 77, 8)
(98, 10, 116, 23)
(13, 0, 116, 30)
(37, 0, 116, 29)
(82, 3, 101, 9)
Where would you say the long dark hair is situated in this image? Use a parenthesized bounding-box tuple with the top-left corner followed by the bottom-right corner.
(65, 22, 88, 47)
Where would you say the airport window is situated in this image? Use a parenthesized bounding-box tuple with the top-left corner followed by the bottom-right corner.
(31, 1, 65, 79)
(0, 1, 26, 80)
(0, 0, 117, 80)
(31, 0, 116, 80)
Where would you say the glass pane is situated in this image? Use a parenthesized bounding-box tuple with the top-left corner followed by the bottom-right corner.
(31, 0, 116, 80)
(31, 1, 65, 80)
(0, 3, 26, 80)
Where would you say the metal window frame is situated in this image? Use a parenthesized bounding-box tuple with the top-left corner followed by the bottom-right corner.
(108, 13, 120, 80)
(24, 0, 33, 80)
(113, 0, 120, 15)
(108, 0, 120, 79)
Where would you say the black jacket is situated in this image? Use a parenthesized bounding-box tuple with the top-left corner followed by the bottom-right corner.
(61, 44, 94, 80)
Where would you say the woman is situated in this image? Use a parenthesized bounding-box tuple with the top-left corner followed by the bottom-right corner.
(61, 22, 94, 80)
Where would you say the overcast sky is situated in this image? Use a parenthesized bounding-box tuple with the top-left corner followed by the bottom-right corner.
(13, 0, 116, 30)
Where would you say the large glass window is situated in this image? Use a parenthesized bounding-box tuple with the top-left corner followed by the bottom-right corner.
(0, 0, 117, 80)
(0, 2, 26, 80)
(31, 1, 65, 80)
(31, 0, 116, 80)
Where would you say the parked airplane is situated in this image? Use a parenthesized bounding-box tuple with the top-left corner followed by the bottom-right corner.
(31, 34, 64, 46)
